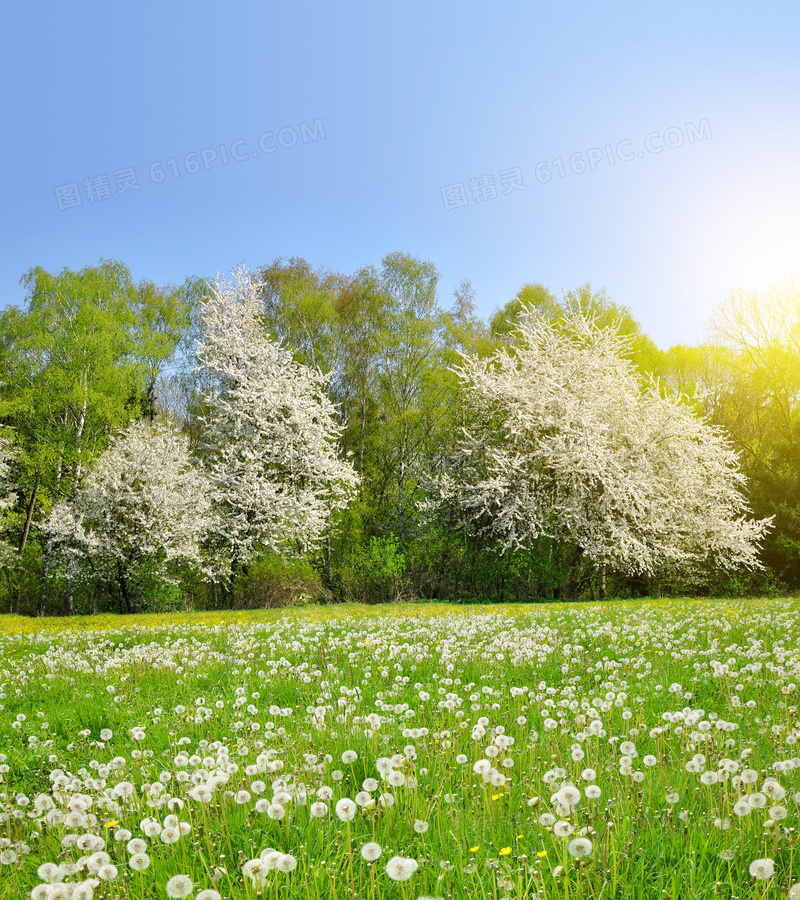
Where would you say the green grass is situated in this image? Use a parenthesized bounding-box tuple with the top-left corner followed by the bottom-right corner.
(0, 597, 798, 899)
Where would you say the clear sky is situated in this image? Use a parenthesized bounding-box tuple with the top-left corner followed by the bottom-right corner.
(3, 1, 799, 349)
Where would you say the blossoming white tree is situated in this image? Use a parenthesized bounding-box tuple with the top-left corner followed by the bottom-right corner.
(195, 267, 359, 576)
(60, 418, 216, 610)
(0, 431, 18, 566)
(448, 310, 771, 585)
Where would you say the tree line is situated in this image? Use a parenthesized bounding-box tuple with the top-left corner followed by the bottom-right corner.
(0, 255, 795, 615)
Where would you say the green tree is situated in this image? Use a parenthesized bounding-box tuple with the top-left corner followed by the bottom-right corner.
(0, 260, 190, 614)
(704, 276, 800, 586)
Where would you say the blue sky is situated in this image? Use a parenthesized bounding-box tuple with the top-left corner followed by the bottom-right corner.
(3, 1, 799, 349)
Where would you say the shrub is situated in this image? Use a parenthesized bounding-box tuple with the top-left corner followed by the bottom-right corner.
(231, 554, 329, 609)
(339, 535, 406, 604)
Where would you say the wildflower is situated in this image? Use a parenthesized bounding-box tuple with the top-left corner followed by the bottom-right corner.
(763, 780, 786, 800)
(196, 891, 223, 900)
(129, 853, 150, 871)
(97, 864, 119, 881)
(386, 856, 418, 881)
(361, 842, 382, 862)
(567, 837, 593, 858)
(276, 854, 297, 873)
(789, 884, 800, 900)
(73, 885, 96, 900)
(473, 759, 491, 776)
(414, 819, 429, 833)
(553, 821, 573, 838)
(537, 850, 548, 858)
(309, 801, 329, 818)
(37, 862, 64, 883)
(748, 858, 775, 880)
(469, 846, 480, 852)
(499, 847, 512, 856)
(166, 874, 195, 898)
(261, 850, 282, 870)
(556, 784, 581, 807)
(335, 798, 357, 821)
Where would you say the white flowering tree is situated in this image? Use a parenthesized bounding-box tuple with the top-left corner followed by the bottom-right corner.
(195, 267, 359, 577)
(62, 418, 216, 611)
(448, 311, 771, 587)
(0, 431, 18, 567)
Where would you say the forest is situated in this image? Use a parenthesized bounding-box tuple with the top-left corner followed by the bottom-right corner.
(0, 255, 797, 615)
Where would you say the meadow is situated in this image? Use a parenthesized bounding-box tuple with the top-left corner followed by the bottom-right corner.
(0, 598, 798, 900)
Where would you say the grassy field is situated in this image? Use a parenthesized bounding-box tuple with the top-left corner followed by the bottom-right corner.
(0, 598, 799, 900)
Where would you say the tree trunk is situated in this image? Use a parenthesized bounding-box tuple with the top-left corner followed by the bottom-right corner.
(397, 459, 405, 546)
(19, 482, 39, 554)
(71, 396, 89, 495)
(598, 564, 606, 602)
(359, 393, 366, 504)
(117, 561, 133, 614)
(38, 535, 55, 617)
(64, 561, 76, 616)
(324, 525, 332, 583)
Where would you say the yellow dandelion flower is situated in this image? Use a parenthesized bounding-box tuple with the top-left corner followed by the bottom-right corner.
(469, 846, 480, 852)
(499, 847, 512, 856)
(537, 850, 548, 858)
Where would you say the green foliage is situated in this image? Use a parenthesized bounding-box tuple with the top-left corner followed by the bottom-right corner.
(231, 553, 329, 610)
(339, 535, 406, 604)
(1, 254, 796, 614)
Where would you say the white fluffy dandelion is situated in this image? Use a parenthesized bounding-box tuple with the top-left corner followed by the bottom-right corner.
(335, 798, 357, 821)
(748, 858, 774, 880)
(567, 837, 593, 858)
(386, 855, 418, 881)
(361, 842, 382, 862)
(276, 854, 297, 873)
(166, 874, 194, 898)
